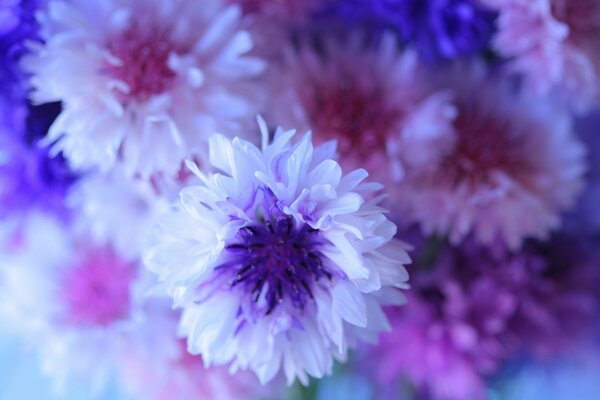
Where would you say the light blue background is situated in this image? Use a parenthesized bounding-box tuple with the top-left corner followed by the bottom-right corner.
(0, 329, 134, 400)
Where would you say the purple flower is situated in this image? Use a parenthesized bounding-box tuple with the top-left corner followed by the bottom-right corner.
(361, 233, 600, 400)
(0, 0, 41, 102)
(323, 0, 496, 61)
(0, 102, 77, 219)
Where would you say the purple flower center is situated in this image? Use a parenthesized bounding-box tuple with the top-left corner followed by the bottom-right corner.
(219, 215, 331, 316)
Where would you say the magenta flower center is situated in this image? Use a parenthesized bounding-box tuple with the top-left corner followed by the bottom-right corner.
(440, 101, 535, 185)
(60, 247, 136, 327)
(106, 22, 189, 102)
(552, 0, 600, 45)
(301, 72, 401, 156)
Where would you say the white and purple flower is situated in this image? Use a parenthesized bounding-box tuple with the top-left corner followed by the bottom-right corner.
(144, 118, 410, 385)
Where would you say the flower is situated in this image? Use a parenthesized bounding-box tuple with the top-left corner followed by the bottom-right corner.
(393, 66, 585, 249)
(24, 0, 265, 178)
(267, 34, 456, 185)
(0, 212, 141, 393)
(0, 102, 77, 219)
(320, 0, 496, 61)
(482, 0, 600, 112)
(144, 118, 410, 385)
(362, 233, 600, 400)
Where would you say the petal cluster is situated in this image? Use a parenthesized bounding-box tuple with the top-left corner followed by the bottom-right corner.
(144, 119, 410, 384)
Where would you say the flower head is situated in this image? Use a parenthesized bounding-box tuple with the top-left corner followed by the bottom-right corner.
(393, 66, 585, 249)
(24, 0, 265, 177)
(268, 34, 455, 185)
(144, 118, 410, 385)
(0, 212, 141, 392)
(483, 0, 600, 112)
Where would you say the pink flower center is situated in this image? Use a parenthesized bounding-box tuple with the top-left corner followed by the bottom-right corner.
(552, 0, 600, 46)
(106, 21, 190, 102)
(440, 100, 535, 186)
(301, 72, 401, 157)
(60, 247, 136, 327)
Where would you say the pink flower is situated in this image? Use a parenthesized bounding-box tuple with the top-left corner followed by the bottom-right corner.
(393, 66, 585, 249)
(482, 0, 600, 112)
(267, 34, 455, 185)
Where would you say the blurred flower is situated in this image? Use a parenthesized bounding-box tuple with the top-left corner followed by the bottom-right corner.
(0, 213, 140, 393)
(363, 233, 599, 400)
(483, 0, 600, 112)
(0, 102, 77, 219)
(268, 34, 456, 185)
(322, 0, 496, 61)
(144, 119, 410, 385)
(393, 67, 585, 249)
(24, 0, 265, 178)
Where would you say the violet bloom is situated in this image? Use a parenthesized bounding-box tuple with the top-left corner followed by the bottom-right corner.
(0, 0, 40, 102)
(323, 0, 496, 61)
(363, 233, 600, 400)
(0, 102, 77, 219)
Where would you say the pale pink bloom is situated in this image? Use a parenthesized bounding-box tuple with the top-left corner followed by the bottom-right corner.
(24, 0, 264, 178)
(483, 0, 600, 112)
(393, 68, 585, 249)
(0, 212, 142, 393)
(267, 34, 456, 185)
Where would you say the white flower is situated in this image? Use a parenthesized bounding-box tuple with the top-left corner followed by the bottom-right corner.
(144, 118, 411, 385)
(24, 0, 265, 178)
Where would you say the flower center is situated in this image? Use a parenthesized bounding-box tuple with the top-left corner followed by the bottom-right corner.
(301, 72, 400, 156)
(219, 215, 330, 316)
(552, 0, 600, 46)
(105, 21, 186, 102)
(439, 100, 534, 186)
(60, 246, 136, 327)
